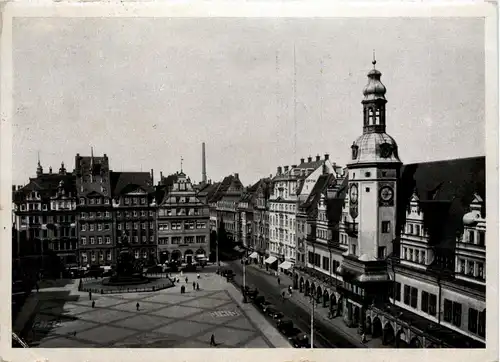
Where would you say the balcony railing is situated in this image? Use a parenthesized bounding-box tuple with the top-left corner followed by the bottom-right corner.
(344, 221, 358, 237)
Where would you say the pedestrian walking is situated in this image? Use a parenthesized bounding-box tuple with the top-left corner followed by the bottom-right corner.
(185, 277, 188, 284)
(136, 302, 140, 311)
(197, 273, 200, 279)
(89, 291, 92, 300)
(192, 281, 196, 290)
(91, 300, 95, 308)
(210, 333, 216, 346)
(196, 283, 200, 291)
(277, 277, 280, 285)
(361, 332, 367, 343)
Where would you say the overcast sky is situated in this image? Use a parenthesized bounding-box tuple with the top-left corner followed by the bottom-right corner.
(12, 17, 484, 186)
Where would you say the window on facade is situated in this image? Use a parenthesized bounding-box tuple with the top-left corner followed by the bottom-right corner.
(443, 299, 453, 323)
(142, 236, 146, 243)
(468, 308, 478, 334)
(410, 287, 418, 308)
(409, 248, 413, 261)
(91, 252, 96, 261)
(377, 247, 386, 259)
(90, 237, 95, 245)
(105, 236, 111, 244)
(134, 222, 139, 230)
(468, 230, 475, 244)
(408, 224, 413, 234)
(98, 224, 103, 231)
(394, 282, 401, 301)
(427, 293, 437, 316)
(351, 244, 357, 256)
(415, 250, 419, 263)
(478, 262, 484, 279)
(81, 237, 87, 245)
(452, 302, 462, 327)
(134, 236, 138, 243)
(478, 231, 485, 246)
(421, 291, 429, 313)
(322, 256, 330, 271)
(403, 285, 410, 305)
(89, 224, 94, 231)
(106, 251, 111, 260)
(150, 236, 154, 242)
(98, 237, 103, 244)
(467, 261, 475, 276)
(421, 251, 426, 264)
(381, 221, 390, 233)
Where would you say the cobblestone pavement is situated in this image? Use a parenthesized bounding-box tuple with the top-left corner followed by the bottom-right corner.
(25, 271, 285, 348)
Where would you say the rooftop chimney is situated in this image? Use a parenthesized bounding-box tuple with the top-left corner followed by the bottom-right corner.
(234, 173, 239, 179)
(316, 155, 320, 161)
(300, 158, 305, 164)
(151, 169, 154, 185)
(284, 166, 289, 172)
(277, 166, 282, 175)
(49, 166, 52, 174)
(292, 164, 297, 168)
(324, 153, 329, 160)
(202, 142, 207, 185)
(308, 156, 312, 163)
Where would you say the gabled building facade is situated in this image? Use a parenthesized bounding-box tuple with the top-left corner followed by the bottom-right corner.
(12, 161, 78, 271)
(157, 172, 210, 265)
(267, 156, 342, 272)
(111, 170, 157, 264)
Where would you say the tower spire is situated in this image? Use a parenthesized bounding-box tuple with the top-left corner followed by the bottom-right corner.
(362, 56, 387, 134)
(372, 49, 376, 67)
(36, 151, 43, 177)
(181, 156, 184, 173)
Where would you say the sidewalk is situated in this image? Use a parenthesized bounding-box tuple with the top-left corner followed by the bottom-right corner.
(248, 264, 385, 348)
(224, 277, 292, 348)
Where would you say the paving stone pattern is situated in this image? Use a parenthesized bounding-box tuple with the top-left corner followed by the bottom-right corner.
(28, 276, 274, 348)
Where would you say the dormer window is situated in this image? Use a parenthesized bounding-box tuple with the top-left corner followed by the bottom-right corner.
(351, 145, 359, 160)
(368, 108, 374, 125)
(80, 198, 85, 205)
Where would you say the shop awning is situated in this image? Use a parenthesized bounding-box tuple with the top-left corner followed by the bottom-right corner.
(248, 252, 259, 259)
(278, 261, 294, 270)
(264, 256, 277, 264)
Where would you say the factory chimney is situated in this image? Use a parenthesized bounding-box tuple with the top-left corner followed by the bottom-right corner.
(202, 142, 207, 185)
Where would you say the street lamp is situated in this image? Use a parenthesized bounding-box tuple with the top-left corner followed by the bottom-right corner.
(310, 289, 315, 348)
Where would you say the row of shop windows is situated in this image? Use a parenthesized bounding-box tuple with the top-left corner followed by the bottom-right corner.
(81, 236, 112, 245)
(269, 203, 296, 213)
(462, 229, 485, 246)
(81, 223, 111, 231)
(158, 222, 207, 231)
(158, 208, 203, 216)
(401, 247, 426, 264)
(117, 222, 155, 231)
(395, 282, 485, 337)
(79, 197, 110, 205)
(158, 236, 206, 245)
(19, 201, 75, 211)
(81, 249, 154, 262)
(269, 242, 295, 258)
(30, 228, 76, 238)
(307, 252, 341, 273)
(81, 211, 112, 219)
(457, 258, 485, 280)
(20, 215, 76, 225)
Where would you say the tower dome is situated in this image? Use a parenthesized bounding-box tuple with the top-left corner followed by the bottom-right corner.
(362, 60, 387, 101)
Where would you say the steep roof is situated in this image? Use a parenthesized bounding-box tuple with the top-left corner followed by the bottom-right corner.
(110, 171, 154, 196)
(299, 174, 335, 215)
(396, 156, 486, 252)
(209, 175, 243, 202)
(14, 173, 77, 201)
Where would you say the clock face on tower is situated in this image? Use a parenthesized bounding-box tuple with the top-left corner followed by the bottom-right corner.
(379, 185, 394, 205)
(349, 184, 359, 204)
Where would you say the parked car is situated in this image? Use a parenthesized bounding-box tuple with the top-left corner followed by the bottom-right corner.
(290, 333, 310, 348)
(265, 307, 284, 320)
(244, 287, 259, 299)
(221, 269, 234, 277)
(253, 295, 265, 306)
(262, 304, 275, 313)
(277, 320, 301, 338)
